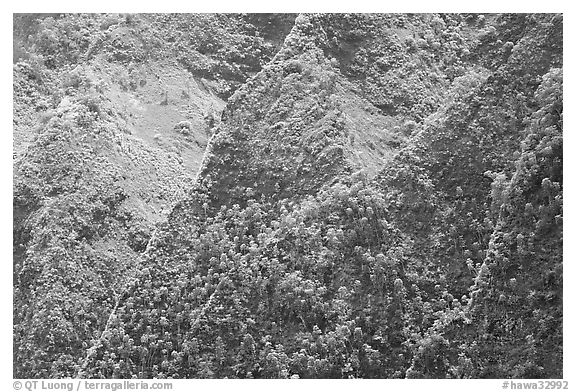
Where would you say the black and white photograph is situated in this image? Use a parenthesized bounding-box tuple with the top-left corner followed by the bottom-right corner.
(9, 7, 567, 388)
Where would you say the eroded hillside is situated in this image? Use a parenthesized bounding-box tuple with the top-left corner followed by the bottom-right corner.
(13, 13, 562, 379)
(13, 13, 294, 377)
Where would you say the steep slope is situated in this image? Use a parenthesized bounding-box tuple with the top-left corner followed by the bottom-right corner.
(317, 13, 480, 121)
(464, 67, 562, 378)
(198, 14, 405, 208)
(12, 76, 208, 376)
(405, 68, 562, 379)
(13, 13, 563, 379)
(375, 13, 563, 297)
(13, 13, 294, 378)
(80, 13, 562, 379)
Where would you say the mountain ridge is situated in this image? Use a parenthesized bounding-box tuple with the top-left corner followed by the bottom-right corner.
(13, 13, 563, 379)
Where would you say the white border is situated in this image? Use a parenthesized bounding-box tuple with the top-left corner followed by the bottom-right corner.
(2, 3, 572, 391)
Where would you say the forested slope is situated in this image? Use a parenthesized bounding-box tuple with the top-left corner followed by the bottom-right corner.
(13, 13, 294, 377)
(13, 13, 562, 379)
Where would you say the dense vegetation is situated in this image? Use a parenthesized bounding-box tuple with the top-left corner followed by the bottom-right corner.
(13, 13, 562, 379)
